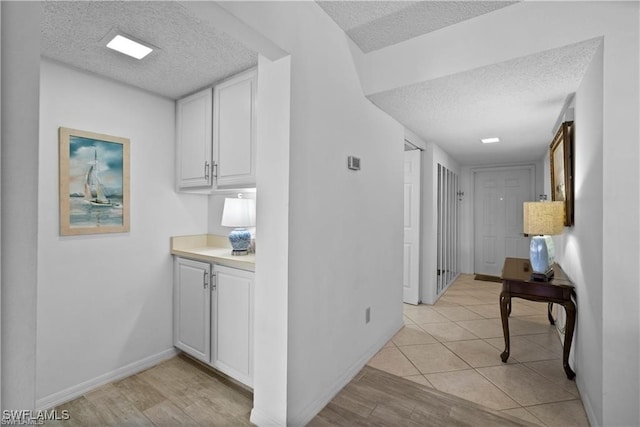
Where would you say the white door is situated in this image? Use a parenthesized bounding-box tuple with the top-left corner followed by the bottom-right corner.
(474, 168, 533, 276)
(403, 150, 421, 305)
(211, 265, 254, 387)
(174, 258, 211, 363)
(213, 69, 257, 189)
(176, 88, 213, 189)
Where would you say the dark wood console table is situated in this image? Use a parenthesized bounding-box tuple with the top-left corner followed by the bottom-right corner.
(499, 257, 576, 380)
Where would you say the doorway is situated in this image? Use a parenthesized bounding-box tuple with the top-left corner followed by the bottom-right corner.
(473, 166, 534, 276)
(403, 147, 421, 305)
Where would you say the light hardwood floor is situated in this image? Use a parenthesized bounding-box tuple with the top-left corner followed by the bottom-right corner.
(47, 355, 253, 426)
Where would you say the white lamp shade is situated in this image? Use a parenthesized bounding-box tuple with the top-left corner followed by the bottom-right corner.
(221, 198, 256, 228)
(523, 201, 565, 236)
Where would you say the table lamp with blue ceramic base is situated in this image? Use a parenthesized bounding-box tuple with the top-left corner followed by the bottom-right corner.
(523, 201, 565, 281)
(221, 196, 256, 256)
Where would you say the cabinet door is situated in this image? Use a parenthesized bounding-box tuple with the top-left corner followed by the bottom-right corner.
(176, 88, 213, 189)
(213, 69, 257, 189)
(174, 258, 211, 363)
(211, 265, 254, 387)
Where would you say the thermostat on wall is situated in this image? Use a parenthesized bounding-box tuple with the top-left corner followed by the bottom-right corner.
(348, 156, 361, 171)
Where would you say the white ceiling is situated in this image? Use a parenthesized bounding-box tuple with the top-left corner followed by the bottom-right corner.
(317, 1, 518, 53)
(369, 38, 601, 165)
(318, 1, 600, 165)
(41, 1, 258, 100)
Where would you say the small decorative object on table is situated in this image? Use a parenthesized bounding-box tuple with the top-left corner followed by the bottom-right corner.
(523, 201, 565, 281)
(221, 195, 256, 255)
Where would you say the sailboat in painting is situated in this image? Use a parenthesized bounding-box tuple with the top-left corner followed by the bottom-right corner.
(84, 149, 120, 208)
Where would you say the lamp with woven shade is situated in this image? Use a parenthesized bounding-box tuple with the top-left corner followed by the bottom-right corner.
(523, 201, 565, 281)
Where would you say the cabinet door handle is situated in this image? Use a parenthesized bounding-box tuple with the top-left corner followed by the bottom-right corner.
(203, 271, 209, 289)
(212, 161, 218, 178)
(212, 272, 217, 290)
(204, 161, 210, 180)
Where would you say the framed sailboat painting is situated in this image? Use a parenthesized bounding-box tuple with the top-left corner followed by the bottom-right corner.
(59, 127, 130, 235)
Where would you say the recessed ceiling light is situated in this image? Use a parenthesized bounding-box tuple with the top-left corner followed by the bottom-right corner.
(481, 137, 500, 144)
(106, 34, 153, 60)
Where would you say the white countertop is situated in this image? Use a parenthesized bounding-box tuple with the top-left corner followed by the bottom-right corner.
(171, 234, 255, 272)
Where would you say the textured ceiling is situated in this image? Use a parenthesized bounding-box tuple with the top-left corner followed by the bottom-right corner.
(41, 1, 600, 167)
(317, 1, 518, 53)
(41, 1, 258, 99)
(368, 38, 602, 165)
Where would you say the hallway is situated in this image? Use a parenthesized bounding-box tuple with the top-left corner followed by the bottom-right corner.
(367, 274, 589, 426)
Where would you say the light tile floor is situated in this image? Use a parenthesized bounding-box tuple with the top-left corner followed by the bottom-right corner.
(367, 273, 590, 426)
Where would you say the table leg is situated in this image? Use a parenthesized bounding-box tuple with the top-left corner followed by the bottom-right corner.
(563, 300, 577, 380)
(548, 302, 555, 325)
(499, 291, 511, 362)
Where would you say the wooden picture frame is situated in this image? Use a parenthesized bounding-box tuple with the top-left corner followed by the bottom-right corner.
(550, 121, 574, 226)
(59, 127, 130, 235)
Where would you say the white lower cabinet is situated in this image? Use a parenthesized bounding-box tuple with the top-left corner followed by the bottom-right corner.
(173, 258, 211, 364)
(211, 265, 254, 387)
(173, 257, 254, 387)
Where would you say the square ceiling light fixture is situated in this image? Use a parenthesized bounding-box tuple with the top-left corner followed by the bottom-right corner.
(481, 137, 500, 144)
(106, 32, 154, 60)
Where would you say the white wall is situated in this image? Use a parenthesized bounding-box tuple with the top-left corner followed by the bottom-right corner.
(422, 142, 460, 303)
(596, 10, 640, 426)
(552, 42, 605, 424)
(36, 60, 209, 406)
(0, 2, 3, 409)
(251, 54, 292, 426)
(219, 3, 405, 424)
(284, 9, 404, 419)
(1, 1, 40, 410)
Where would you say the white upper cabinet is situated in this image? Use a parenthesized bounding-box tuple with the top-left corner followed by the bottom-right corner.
(176, 88, 213, 189)
(175, 69, 257, 192)
(213, 69, 257, 189)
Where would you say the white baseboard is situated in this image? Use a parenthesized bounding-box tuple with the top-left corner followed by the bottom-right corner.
(576, 377, 598, 427)
(287, 320, 404, 426)
(36, 348, 178, 410)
